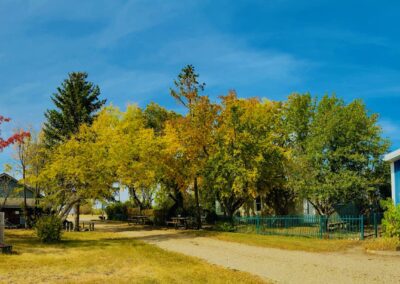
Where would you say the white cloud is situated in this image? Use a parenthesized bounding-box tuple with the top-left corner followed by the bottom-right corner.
(157, 35, 309, 91)
(96, 0, 195, 47)
(380, 119, 400, 142)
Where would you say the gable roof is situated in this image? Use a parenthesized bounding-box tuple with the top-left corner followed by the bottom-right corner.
(0, 173, 35, 194)
(0, 172, 18, 182)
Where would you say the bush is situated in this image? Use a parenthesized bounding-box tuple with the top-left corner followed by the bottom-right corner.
(80, 202, 94, 215)
(381, 199, 400, 238)
(35, 215, 63, 243)
(153, 208, 168, 226)
(215, 222, 237, 232)
(127, 207, 141, 218)
(205, 210, 218, 224)
(92, 207, 104, 215)
(105, 202, 129, 221)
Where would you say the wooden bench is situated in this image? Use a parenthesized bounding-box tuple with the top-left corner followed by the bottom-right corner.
(328, 221, 347, 231)
(166, 220, 178, 227)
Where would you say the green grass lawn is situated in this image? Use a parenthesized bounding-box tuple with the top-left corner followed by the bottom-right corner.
(363, 237, 400, 251)
(187, 230, 359, 252)
(1, 230, 265, 284)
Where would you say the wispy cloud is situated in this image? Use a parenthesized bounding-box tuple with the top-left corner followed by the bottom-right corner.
(158, 35, 309, 91)
(379, 119, 400, 148)
(96, 0, 195, 47)
(101, 69, 171, 105)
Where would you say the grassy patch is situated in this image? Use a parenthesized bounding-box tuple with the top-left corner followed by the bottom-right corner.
(187, 230, 358, 252)
(363, 237, 400, 251)
(1, 230, 265, 283)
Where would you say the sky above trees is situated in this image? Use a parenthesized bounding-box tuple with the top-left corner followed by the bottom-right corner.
(1, 0, 400, 165)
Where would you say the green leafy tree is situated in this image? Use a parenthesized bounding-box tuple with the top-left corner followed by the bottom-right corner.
(39, 110, 118, 220)
(143, 102, 179, 135)
(112, 105, 161, 213)
(204, 92, 285, 220)
(286, 94, 389, 216)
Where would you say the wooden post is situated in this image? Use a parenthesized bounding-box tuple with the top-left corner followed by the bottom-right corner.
(0, 212, 4, 244)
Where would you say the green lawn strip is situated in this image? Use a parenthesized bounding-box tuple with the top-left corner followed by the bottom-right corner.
(186, 230, 359, 252)
(363, 237, 400, 251)
(1, 230, 266, 284)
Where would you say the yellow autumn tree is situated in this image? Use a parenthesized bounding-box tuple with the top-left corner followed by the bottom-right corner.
(169, 65, 219, 228)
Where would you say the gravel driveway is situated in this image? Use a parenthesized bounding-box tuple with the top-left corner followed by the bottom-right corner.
(119, 229, 400, 284)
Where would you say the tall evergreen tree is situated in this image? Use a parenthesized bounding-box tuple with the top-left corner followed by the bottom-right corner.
(43, 72, 105, 230)
(43, 72, 105, 147)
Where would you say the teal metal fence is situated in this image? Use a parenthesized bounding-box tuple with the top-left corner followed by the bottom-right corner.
(233, 213, 383, 240)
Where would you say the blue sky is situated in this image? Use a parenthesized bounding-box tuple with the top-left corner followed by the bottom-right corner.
(1, 0, 400, 169)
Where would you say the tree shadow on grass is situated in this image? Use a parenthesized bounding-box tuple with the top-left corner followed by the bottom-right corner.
(4, 224, 221, 256)
(5, 230, 148, 255)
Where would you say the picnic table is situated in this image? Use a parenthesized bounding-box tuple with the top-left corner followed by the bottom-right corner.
(167, 216, 207, 229)
(167, 217, 193, 229)
(167, 216, 189, 229)
(80, 222, 95, 231)
(128, 216, 149, 225)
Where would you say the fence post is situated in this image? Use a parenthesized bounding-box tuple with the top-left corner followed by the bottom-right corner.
(319, 216, 323, 239)
(360, 215, 364, 240)
(373, 213, 378, 238)
(256, 215, 260, 234)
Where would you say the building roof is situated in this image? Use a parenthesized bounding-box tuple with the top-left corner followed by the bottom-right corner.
(0, 172, 35, 194)
(384, 149, 400, 163)
(0, 198, 36, 208)
(0, 172, 17, 181)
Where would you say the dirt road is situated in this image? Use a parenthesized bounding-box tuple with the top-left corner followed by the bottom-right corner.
(119, 229, 400, 284)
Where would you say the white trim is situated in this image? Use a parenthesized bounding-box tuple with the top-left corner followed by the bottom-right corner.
(384, 149, 400, 162)
(391, 162, 396, 204)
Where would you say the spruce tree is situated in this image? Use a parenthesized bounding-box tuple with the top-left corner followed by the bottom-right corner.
(43, 72, 105, 147)
(43, 72, 105, 230)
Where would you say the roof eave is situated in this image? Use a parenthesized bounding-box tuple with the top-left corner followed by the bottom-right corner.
(384, 149, 400, 163)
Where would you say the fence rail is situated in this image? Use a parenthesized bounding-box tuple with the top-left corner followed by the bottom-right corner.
(233, 214, 383, 240)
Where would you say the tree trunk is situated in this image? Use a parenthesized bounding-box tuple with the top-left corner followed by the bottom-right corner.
(222, 195, 245, 224)
(130, 187, 143, 214)
(194, 176, 201, 229)
(74, 202, 80, 232)
(34, 184, 40, 220)
(168, 186, 184, 218)
(226, 207, 235, 224)
(23, 169, 29, 228)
